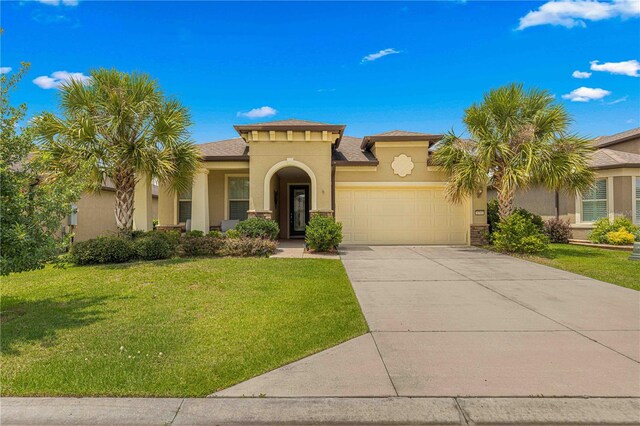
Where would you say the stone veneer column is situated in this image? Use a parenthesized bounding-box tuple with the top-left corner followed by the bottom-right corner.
(310, 210, 334, 218)
(470, 224, 489, 246)
(248, 210, 272, 220)
(190, 170, 210, 232)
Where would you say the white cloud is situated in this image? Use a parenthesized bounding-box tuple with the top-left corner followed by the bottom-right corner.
(0, 67, 12, 74)
(517, 0, 640, 30)
(572, 70, 591, 79)
(32, 71, 91, 89)
(562, 87, 611, 102)
(36, 0, 79, 5)
(236, 106, 277, 119)
(361, 48, 400, 63)
(605, 95, 628, 105)
(590, 59, 640, 77)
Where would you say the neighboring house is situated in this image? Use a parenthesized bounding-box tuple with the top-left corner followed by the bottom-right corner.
(134, 119, 488, 245)
(488, 127, 640, 240)
(66, 181, 159, 242)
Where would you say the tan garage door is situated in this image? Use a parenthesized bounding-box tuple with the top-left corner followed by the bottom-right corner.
(335, 186, 469, 245)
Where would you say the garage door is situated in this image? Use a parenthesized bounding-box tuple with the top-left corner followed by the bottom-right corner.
(335, 186, 469, 245)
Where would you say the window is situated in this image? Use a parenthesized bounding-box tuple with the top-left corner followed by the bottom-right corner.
(178, 187, 192, 223)
(581, 178, 608, 222)
(635, 177, 640, 224)
(227, 176, 249, 221)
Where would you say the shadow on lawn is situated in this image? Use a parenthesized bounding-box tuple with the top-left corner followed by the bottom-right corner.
(0, 295, 111, 355)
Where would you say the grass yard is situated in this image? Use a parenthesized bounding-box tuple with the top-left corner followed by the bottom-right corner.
(524, 244, 640, 291)
(1, 258, 368, 397)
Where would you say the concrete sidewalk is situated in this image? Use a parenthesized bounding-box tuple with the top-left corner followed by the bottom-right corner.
(3, 396, 639, 425)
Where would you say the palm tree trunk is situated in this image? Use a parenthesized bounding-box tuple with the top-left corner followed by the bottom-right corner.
(113, 168, 136, 233)
(495, 184, 515, 221)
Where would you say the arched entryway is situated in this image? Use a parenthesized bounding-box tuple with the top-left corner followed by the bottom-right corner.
(264, 160, 316, 239)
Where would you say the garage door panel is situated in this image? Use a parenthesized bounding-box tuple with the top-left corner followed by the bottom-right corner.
(336, 187, 469, 245)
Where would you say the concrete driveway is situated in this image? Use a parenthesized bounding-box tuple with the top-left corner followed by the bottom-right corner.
(215, 246, 640, 398)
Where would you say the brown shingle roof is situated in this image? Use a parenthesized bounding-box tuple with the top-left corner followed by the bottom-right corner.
(198, 138, 249, 161)
(590, 148, 640, 169)
(593, 127, 640, 148)
(332, 136, 378, 165)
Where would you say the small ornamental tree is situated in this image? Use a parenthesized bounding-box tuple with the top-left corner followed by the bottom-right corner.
(433, 83, 594, 221)
(36, 69, 200, 233)
(0, 63, 84, 275)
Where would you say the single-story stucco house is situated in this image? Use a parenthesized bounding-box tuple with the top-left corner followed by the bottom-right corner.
(488, 127, 640, 240)
(132, 119, 488, 245)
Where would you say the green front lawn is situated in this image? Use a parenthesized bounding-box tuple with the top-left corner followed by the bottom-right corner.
(1, 258, 367, 397)
(524, 244, 640, 291)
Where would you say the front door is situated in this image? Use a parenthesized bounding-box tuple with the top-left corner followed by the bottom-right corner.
(289, 185, 310, 237)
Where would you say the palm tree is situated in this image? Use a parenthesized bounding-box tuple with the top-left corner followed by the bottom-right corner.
(36, 69, 200, 232)
(433, 83, 594, 221)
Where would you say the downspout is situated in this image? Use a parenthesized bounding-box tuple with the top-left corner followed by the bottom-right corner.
(331, 164, 336, 218)
(555, 190, 560, 219)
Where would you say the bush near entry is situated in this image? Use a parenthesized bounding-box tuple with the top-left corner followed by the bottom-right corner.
(305, 215, 343, 252)
(236, 217, 280, 240)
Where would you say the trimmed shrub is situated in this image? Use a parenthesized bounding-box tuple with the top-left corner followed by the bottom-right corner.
(487, 200, 543, 236)
(220, 237, 277, 257)
(589, 217, 639, 244)
(543, 217, 572, 243)
(305, 215, 343, 252)
(492, 213, 549, 254)
(133, 234, 174, 260)
(514, 207, 544, 232)
(185, 230, 204, 237)
(177, 235, 223, 257)
(207, 230, 223, 239)
(236, 217, 280, 240)
(606, 228, 635, 245)
(225, 229, 241, 239)
(70, 236, 136, 265)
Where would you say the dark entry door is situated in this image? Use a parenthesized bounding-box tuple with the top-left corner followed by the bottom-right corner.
(289, 185, 310, 237)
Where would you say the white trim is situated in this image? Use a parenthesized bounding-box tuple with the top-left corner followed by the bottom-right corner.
(575, 177, 613, 225)
(263, 159, 317, 211)
(335, 181, 447, 188)
(335, 166, 378, 172)
(203, 161, 249, 170)
(224, 173, 250, 220)
(633, 176, 639, 225)
(286, 183, 310, 239)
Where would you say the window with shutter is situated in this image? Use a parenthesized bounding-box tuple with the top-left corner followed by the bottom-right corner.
(228, 176, 249, 221)
(581, 178, 607, 222)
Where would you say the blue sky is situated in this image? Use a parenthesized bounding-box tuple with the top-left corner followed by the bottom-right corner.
(2, 0, 639, 143)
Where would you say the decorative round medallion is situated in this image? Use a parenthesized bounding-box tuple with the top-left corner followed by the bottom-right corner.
(392, 154, 414, 177)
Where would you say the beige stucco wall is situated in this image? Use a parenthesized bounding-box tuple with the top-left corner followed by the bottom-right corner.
(207, 168, 250, 227)
(70, 191, 158, 241)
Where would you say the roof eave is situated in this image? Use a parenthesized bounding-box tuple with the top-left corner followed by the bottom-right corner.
(360, 134, 444, 151)
(201, 156, 250, 162)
